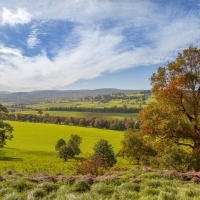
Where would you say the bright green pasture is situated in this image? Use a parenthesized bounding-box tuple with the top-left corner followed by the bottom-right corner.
(6, 121, 124, 153)
(18, 111, 138, 120)
(0, 121, 125, 174)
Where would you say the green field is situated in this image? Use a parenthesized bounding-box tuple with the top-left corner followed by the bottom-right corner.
(18, 110, 138, 120)
(0, 121, 125, 174)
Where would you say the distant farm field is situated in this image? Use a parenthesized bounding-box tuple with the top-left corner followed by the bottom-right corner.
(0, 121, 125, 174)
(18, 111, 138, 120)
(17, 93, 155, 110)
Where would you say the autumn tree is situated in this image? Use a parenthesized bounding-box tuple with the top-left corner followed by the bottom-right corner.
(0, 104, 13, 147)
(139, 46, 200, 170)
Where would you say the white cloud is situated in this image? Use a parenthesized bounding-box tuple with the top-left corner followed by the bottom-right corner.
(27, 24, 40, 48)
(1, 7, 32, 26)
(0, 25, 190, 92)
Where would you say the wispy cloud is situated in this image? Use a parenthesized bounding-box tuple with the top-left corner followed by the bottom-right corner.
(1, 7, 32, 26)
(27, 24, 39, 48)
(0, 0, 199, 91)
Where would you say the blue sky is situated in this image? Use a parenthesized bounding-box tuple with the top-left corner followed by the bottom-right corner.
(0, 0, 200, 92)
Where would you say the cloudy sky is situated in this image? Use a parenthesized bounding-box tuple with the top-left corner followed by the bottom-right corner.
(0, 0, 199, 92)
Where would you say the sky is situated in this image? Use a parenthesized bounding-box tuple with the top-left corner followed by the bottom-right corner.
(0, 0, 200, 92)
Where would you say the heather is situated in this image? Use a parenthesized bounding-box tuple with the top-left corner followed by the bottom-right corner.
(0, 168, 200, 199)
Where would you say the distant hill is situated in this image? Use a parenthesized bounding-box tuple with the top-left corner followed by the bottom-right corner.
(0, 88, 144, 104)
(0, 91, 10, 94)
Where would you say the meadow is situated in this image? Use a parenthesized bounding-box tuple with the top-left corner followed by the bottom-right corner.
(0, 121, 125, 174)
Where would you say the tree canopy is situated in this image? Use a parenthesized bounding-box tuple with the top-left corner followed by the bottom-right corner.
(93, 139, 116, 167)
(56, 134, 82, 161)
(0, 104, 13, 147)
(139, 46, 200, 170)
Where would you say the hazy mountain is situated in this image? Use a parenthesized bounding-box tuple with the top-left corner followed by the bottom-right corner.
(0, 91, 10, 94)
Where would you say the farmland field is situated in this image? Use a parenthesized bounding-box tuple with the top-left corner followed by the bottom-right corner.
(0, 121, 125, 174)
(9, 93, 154, 109)
(18, 110, 138, 120)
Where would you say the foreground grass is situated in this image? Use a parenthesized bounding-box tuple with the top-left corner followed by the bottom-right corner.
(0, 121, 125, 174)
(0, 168, 199, 200)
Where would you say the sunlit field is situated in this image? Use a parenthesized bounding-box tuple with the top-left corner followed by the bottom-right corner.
(0, 121, 125, 174)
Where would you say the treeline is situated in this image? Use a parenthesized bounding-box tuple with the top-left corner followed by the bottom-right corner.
(46, 106, 142, 113)
(0, 113, 140, 131)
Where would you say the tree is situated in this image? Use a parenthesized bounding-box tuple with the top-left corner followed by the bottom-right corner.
(56, 135, 82, 161)
(70, 134, 82, 145)
(0, 104, 13, 147)
(37, 109, 43, 115)
(58, 144, 75, 161)
(55, 138, 66, 151)
(120, 130, 157, 165)
(93, 139, 116, 167)
(68, 134, 82, 155)
(139, 46, 200, 170)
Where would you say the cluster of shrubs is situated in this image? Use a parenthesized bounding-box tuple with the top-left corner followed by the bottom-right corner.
(55, 135, 117, 177)
(0, 113, 140, 131)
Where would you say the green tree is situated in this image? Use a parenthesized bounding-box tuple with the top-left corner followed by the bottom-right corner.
(68, 139, 81, 155)
(0, 104, 13, 147)
(55, 138, 66, 151)
(58, 144, 75, 161)
(70, 134, 82, 145)
(56, 135, 82, 161)
(37, 109, 43, 115)
(120, 130, 157, 165)
(68, 134, 82, 155)
(139, 46, 200, 170)
(93, 139, 116, 167)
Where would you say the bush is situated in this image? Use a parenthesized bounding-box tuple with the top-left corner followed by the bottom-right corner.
(91, 182, 114, 196)
(159, 145, 191, 172)
(0, 188, 13, 197)
(72, 155, 109, 176)
(117, 182, 140, 192)
(38, 182, 58, 192)
(27, 188, 46, 199)
(11, 180, 33, 192)
(3, 192, 22, 200)
(71, 180, 91, 193)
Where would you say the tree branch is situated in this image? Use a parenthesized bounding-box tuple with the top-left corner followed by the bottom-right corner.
(175, 141, 194, 149)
